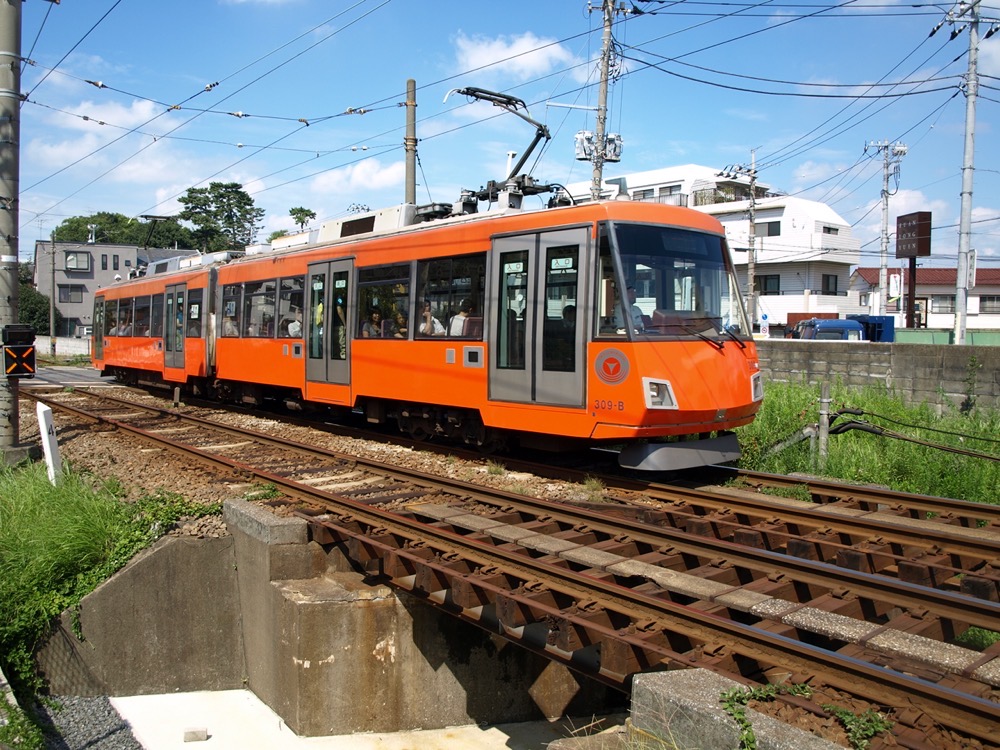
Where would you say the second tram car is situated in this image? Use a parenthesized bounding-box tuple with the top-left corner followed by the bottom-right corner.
(94, 198, 763, 470)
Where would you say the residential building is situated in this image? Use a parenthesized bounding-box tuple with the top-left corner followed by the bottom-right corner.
(33, 241, 198, 337)
(566, 165, 865, 328)
(850, 267, 1000, 330)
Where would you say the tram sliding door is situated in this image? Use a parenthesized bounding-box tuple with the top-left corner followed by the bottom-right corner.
(164, 283, 185, 370)
(305, 258, 352, 385)
(489, 227, 589, 406)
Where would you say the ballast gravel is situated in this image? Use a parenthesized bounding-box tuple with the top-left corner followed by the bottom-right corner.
(35, 696, 141, 750)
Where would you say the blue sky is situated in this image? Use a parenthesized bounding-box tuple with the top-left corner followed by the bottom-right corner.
(17, 0, 1000, 268)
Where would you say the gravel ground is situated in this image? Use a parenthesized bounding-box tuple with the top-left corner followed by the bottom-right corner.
(34, 697, 141, 750)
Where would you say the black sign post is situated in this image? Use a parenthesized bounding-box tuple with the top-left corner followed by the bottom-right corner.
(896, 212, 932, 328)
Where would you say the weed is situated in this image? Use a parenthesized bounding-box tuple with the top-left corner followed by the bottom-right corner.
(486, 460, 506, 476)
(757, 484, 812, 503)
(821, 704, 893, 750)
(583, 475, 606, 502)
(953, 626, 1000, 651)
(0, 700, 45, 750)
(720, 683, 812, 750)
(243, 482, 281, 501)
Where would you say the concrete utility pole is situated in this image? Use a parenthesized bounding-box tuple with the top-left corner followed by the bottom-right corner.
(0, 0, 24, 462)
(717, 154, 758, 328)
(404, 79, 416, 205)
(590, 0, 615, 202)
(867, 140, 907, 316)
(953, 0, 981, 345)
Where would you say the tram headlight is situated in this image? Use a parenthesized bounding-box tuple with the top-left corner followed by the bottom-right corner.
(751, 372, 764, 402)
(642, 378, 678, 410)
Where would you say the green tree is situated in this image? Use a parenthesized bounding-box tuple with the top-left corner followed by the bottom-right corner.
(289, 207, 316, 231)
(53, 212, 194, 249)
(177, 182, 265, 252)
(267, 229, 289, 243)
(17, 263, 61, 335)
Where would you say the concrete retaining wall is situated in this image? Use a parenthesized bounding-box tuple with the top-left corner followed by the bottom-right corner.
(38, 499, 619, 737)
(757, 340, 1000, 410)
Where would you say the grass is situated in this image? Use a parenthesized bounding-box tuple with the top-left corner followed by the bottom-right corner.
(736, 381, 1000, 505)
(0, 462, 221, 748)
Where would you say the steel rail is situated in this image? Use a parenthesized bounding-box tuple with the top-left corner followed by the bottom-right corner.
(30, 391, 1000, 629)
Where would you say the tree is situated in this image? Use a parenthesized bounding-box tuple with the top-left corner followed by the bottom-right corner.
(267, 229, 289, 243)
(53, 212, 194, 249)
(177, 182, 265, 252)
(289, 207, 316, 231)
(17, 264, 61, 335)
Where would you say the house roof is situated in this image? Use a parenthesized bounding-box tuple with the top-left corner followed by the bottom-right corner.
(852, 266, 1000, 286)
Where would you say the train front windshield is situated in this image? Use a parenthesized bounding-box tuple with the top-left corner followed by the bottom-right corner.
(601, 222, 752, 340)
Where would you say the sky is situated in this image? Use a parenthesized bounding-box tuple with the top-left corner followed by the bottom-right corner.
(15, 0, 1000, 269)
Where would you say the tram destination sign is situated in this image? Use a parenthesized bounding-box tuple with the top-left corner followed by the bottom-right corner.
(896, 211, 932, 258)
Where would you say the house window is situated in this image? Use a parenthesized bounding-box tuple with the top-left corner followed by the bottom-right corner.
(58, 285, 84, 303)
(755, 221, 780, 237)
(755, 275, 780, 296)
(101, 254, 108, 271)
(822, 226, 839, 235)
(113, 255, 120, 271)
(64, 251, 90, 271)
(930, 295, 955, 313)
(822, 274, 838, 295)
(658, 185, 681, 197)
(633, 188, 654, 201)
(980, 295, 1000, 313)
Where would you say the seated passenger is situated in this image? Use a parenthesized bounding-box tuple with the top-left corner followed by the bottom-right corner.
(286, 309, 303, 338)
(361, 308, 383, 337)
(223, 316, 239, 336)
(388, 311, 408, 338)
(418, 301, 445, 336)
(448, 299, 473, 336)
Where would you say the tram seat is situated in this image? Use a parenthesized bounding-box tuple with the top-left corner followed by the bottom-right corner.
(463, 316, 483, 338)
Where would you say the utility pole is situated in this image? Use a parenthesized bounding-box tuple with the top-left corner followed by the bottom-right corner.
(867, 140, 907, 316)
(953, 0, 981, 344)
(0, 0, 26, 463)
(717, 153, 758, 328)
(590, 0, 615, 202)
(404, 79, 416, 205)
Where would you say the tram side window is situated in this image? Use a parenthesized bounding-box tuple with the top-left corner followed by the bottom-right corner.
(150, 293, 164, 338)
(103, 299, 118, 337)
(243, 280, 276, 337)
(186, 288, 204, 337)
(415, 253, 485, 338)
(277, 276, 304, 338)
(115, 298, 134, 335)
(134, 296, 151, 336)
(221, 284, 242, 337)
(356, 264, 410, 339)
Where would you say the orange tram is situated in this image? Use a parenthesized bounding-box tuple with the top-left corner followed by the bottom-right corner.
(93, 198, 764, 471)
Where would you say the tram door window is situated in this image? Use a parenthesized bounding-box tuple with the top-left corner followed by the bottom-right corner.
(497, 251, 527, 369)
(330, 271, 348, 359)
(307, 272, 326, 359)
(93, 297, 105, 359)
(541, 245, 579, 373)
(164, 284, 186, 369)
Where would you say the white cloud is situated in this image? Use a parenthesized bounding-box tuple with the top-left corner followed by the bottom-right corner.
(310, 158, 405, 196)
(453, 31, 586, 85)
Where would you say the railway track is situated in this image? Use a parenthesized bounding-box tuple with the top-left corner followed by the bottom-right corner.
(24, 387, 1000, 748)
